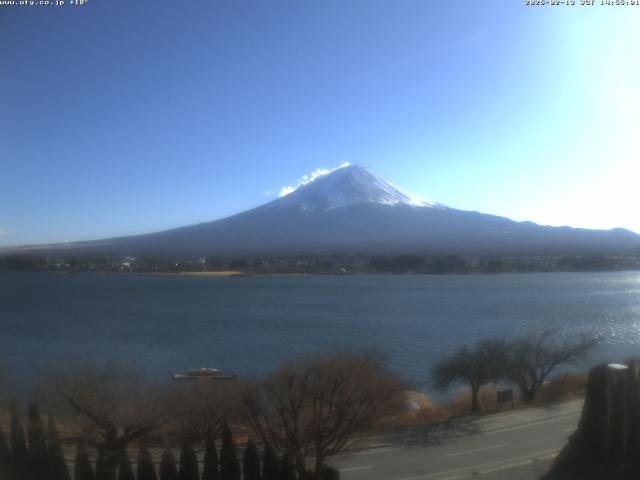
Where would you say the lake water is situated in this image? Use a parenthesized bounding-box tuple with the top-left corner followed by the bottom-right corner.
(1, 270, 640, 396)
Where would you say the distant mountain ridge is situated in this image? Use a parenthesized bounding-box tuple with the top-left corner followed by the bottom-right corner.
(5, 165, 640, 257)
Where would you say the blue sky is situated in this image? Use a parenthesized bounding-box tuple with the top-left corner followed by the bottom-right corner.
(1, 1, 639, 246)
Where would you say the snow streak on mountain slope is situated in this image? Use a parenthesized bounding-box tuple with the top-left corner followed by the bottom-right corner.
(269, 165, 442, 212)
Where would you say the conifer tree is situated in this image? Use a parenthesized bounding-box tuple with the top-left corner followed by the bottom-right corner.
(202, 429, 219, 480)
(178, 441, 199, 480)
(118, 450, 135, 480)
(160, 448, 179, 480)
(95, 449, 109, 480)
(28, 403, 48, 479)
(242, 438, 260, 480)
(48, 414, 71, 480)
(220, 425, 241, 480)
(260, 444, 280, 480)
(10, 400, 29, 479)
(0, 424, 11, 479)
(137, 446, 158, 480)
(74, 438, 96, 480)
(95, 449, 105, 480)
(280, 453, 295, 480)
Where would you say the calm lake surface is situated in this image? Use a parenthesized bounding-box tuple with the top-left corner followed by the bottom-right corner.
(1, 270, 640, 395)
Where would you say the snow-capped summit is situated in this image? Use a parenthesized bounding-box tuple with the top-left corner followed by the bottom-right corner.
(271, 165, 442, 212)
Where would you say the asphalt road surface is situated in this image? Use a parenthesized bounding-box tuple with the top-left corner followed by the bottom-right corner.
(328, 401, 582, 480)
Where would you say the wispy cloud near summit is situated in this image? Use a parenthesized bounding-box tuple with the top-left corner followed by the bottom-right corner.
(278, 162, 350, 197)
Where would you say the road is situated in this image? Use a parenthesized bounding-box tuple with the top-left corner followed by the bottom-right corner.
(328, 401, 582, 480)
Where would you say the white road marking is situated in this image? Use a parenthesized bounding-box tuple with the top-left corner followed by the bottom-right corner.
(395, 448, 560, 480)
(350, 447, 403, 456)
(474, 412, 529, 422)
(339, 465, 373, 472)
(466, 452, 558, 479)
(481, 412, 579, 436)
(444, 442, 508, 457)
(336, 408, 579, 478)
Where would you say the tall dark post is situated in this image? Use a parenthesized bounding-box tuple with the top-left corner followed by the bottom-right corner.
(625, 361, 640, 468)
(583, 364, 610, 463)
(607, 372, 628, 466)
(545, 361, 640, 479)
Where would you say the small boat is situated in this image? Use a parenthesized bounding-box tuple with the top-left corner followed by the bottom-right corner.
(172, 368, 237, 380)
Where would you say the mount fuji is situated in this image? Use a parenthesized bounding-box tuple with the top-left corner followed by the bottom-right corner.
(9, 165, 640, 257)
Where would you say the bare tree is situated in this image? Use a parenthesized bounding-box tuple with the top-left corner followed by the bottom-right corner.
(432, 339, 508, 413)
(241, 351, 405, 477)
(506, 330, 597, 403)
(166, 379, 241, 441)
(46, 362, 173, 480)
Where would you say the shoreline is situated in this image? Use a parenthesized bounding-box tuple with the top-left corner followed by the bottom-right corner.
(152, 271, 312, 277)
(153, 270, 245, 277)
(2, 268, 640, 277)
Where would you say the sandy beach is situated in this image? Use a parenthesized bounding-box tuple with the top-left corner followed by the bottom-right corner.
(154, 271, 246, 277)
